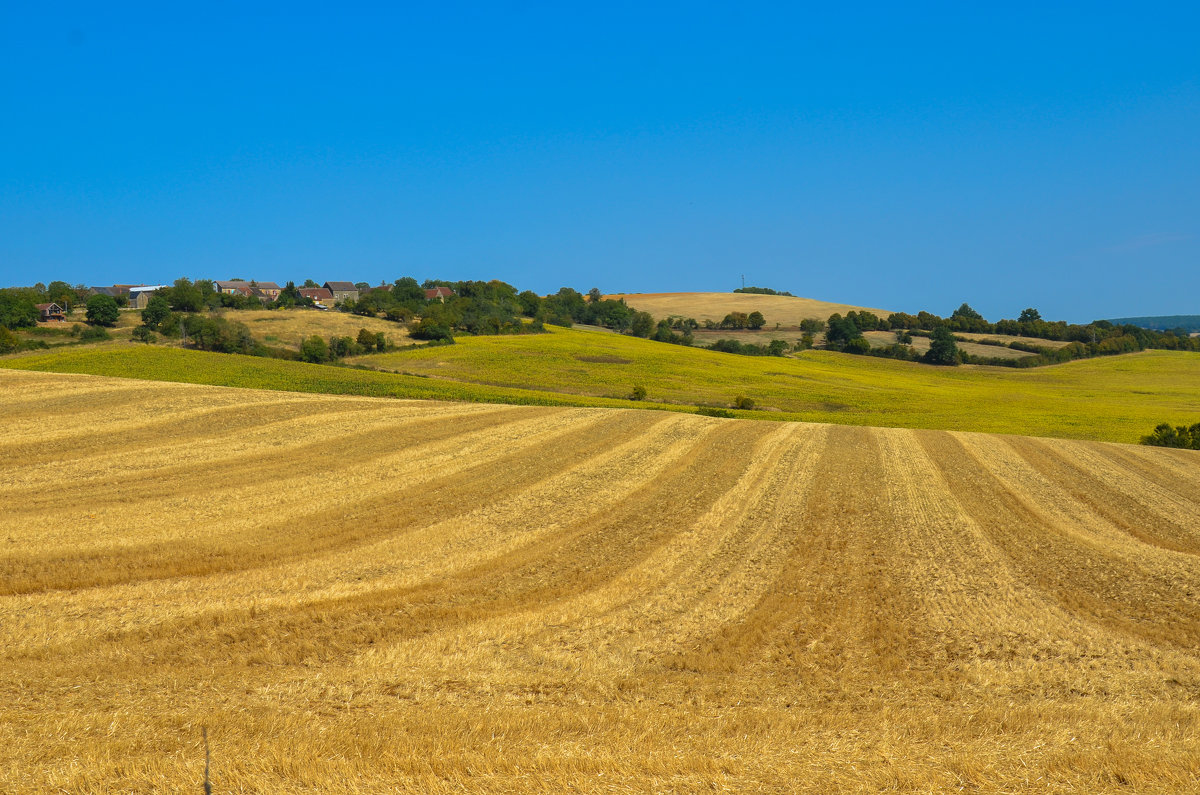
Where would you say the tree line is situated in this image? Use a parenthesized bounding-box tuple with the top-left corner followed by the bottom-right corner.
(1141, 422, 1200, 449)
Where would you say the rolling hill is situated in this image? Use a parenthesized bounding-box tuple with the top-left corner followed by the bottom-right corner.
(6, 329, 1200, 443)
(2, 369, 1198, 792)
(606, 291, 892, 325)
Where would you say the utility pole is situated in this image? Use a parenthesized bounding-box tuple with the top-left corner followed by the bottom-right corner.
(741, 274, 745, 289)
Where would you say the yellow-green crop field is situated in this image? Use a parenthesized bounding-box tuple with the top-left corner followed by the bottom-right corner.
(356, 326, 1200, 442)
(5, 327, 1199, 442)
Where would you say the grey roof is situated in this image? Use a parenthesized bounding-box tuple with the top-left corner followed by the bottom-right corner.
(324, 281, 357, 291)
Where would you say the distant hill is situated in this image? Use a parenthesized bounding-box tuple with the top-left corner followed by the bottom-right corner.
(1108, 314, 1200, 332)
(605, 292, 891, 327)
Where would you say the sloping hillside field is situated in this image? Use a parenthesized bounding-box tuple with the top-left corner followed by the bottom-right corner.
(3, 370, 1200, 792)
(605, 291, 892, 325)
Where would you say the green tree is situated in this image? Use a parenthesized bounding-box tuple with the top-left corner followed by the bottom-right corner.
(0, 292, 39, 328)
(746, 311, 766, 329)
(518, 290, 542, 317)
(357, 327, 376, 349)
(46, 280, 76, 310)
(85, 294, 120, 326)
(844, 337, 871, 355)
(824, 313, 862, 351)
(720, 312, 749, 329)
(141, 295, 171, 329)
(167, 278, 204, 312)
(300, 335, 329, 363)
(923, 325, 960, 365)
(630, 311, 655, 338)
(1018, 308, 1042, 323)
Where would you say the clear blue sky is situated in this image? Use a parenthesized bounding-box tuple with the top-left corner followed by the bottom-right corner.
(2, 2, 1197, 322)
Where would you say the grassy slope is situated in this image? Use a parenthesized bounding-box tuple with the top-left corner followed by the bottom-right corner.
(355, 326, 1200, 442)
(6, 327, 1199, 442)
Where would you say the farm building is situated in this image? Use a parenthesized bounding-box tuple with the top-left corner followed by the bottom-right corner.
(35, 303, 66, 321)
(324, 282, 359, 304)
(88, 285, 137, 299)
(425, 286, 455, 302)
(128, 286, 169, 310)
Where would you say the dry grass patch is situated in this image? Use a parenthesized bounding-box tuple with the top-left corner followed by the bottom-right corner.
(2, 370, 1199, 792)
(606, 291, 891, 325)
(217, 308, 409, 350)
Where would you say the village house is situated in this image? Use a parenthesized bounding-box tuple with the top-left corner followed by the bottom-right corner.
(324, 281, 359, 304)
(35, 303, 66, 322)
(425, 286, 455, 303)
(128, 286, 169, 309)
(299, 287, 334, 305)
(252, 282, 283, 301)
(214, 280, 253, 296)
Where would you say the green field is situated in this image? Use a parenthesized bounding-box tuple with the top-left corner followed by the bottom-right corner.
(5, 326, 1199, 442)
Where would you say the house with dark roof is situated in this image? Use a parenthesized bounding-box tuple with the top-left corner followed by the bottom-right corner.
(88, 285, 137, 298)
(36, 303, 66, 322)
(214, 280, 253, 296)
(323, 282, 359, 304)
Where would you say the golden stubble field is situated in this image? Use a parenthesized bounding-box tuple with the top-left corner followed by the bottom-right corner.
(2, 370, 1199, 792)
(605, 291, 892, 326)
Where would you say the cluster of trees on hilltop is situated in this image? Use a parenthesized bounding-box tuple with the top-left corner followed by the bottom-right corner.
(733, 286, 794, 296)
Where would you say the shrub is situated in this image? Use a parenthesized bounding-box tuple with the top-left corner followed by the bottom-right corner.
(300, 335, 329, 363)
(696, 406, 734, 418)
(734, 395, 755, 410)
(629, 385, 647, 401)
(844, 337, 871, 355)
(131, 326, 157, 343)
(1141, 422, 1200, 449)
(79, 325, 111, 342)
(0, 326, 19, 353)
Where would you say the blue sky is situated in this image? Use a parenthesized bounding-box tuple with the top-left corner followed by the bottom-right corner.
(2, 2, 1197, 322)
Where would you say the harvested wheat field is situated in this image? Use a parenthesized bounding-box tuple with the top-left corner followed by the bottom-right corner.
(3, 370, 1200, 793)
(606, 291, 892, 326)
